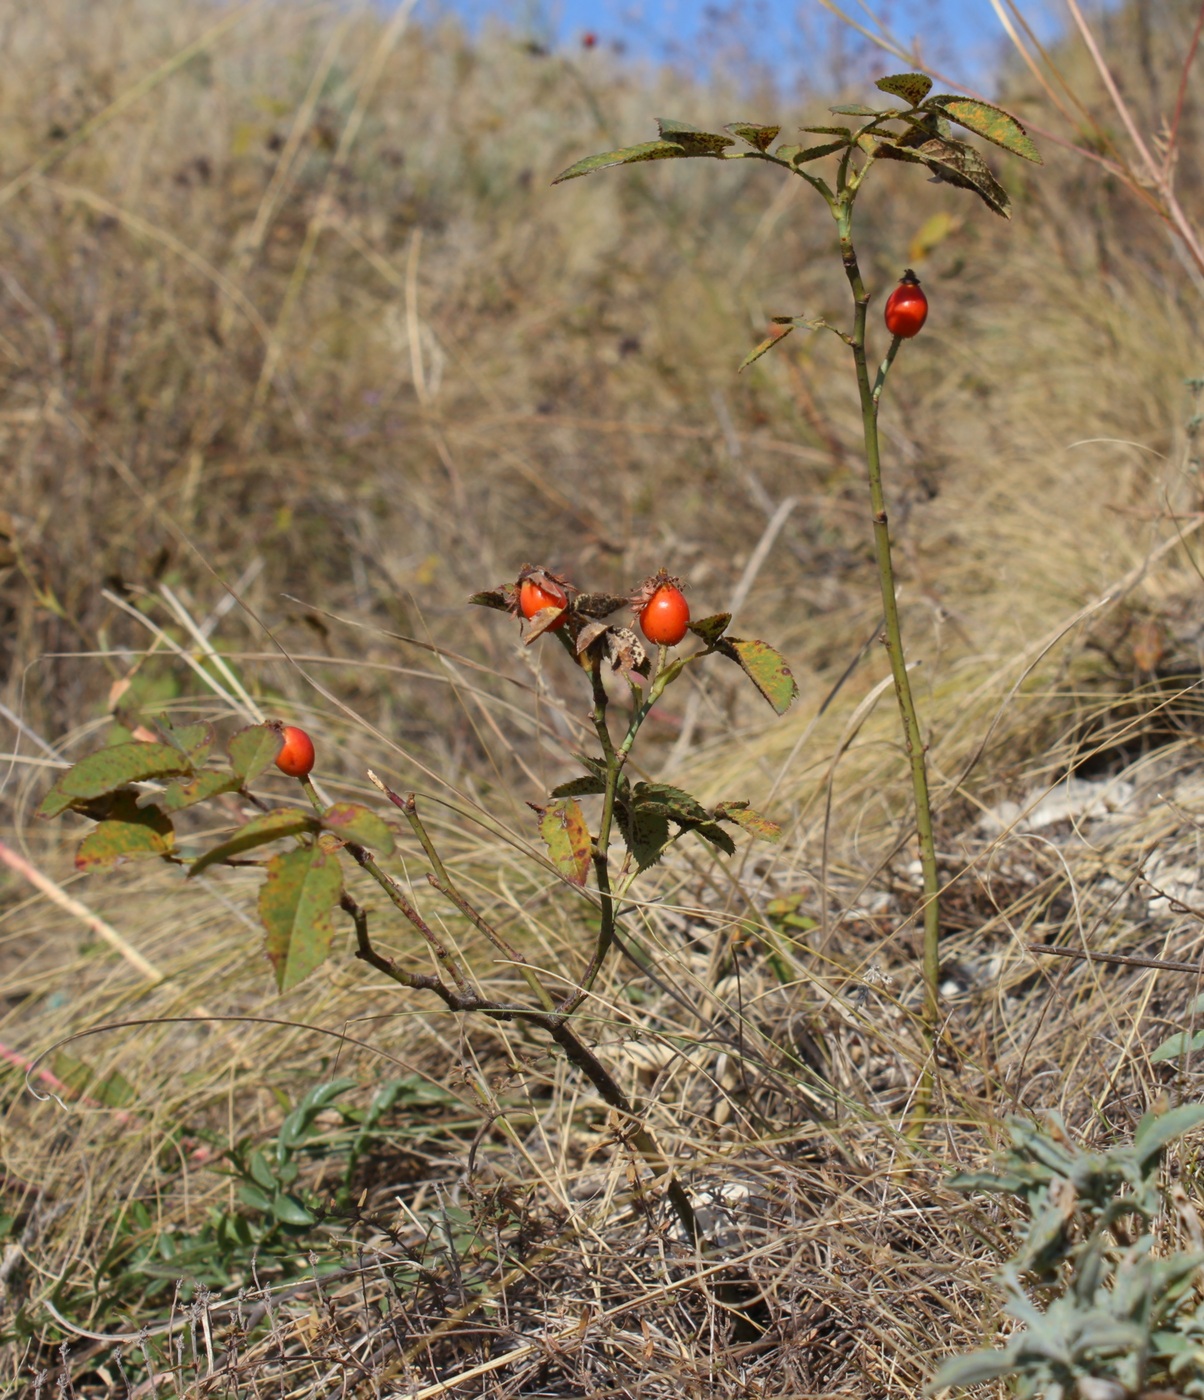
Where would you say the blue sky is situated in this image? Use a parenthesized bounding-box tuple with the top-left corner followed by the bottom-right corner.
(426, 1, 1067, 93)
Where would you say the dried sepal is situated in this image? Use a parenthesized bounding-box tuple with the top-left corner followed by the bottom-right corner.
(606, 627, 650, 682)
(630, 568, 685, 621)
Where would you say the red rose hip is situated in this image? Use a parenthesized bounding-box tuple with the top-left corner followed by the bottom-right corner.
(519, 576, 569, 631)
(883, 269, 928, 339)
(275, 725, 316, 778)
(638, 582, 690, 647)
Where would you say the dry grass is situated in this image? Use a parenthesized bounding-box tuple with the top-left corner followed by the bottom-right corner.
(3, 0, 1204, 1395)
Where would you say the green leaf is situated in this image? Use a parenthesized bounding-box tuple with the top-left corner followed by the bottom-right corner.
(739, 325, 794, 371)
(237, 1183, 274, 1214)
(38, 743, 194, 819)
(271, 1191, 317, 1226)
(550, 775, 608, 799)
(946, 1169, 1032, 1195)
(714, 637, 799, 714)
(800, 125, 852, 136)
(1132, 1103, 1204, 1163)
(773, 140, 848, 165)
(299, 1077, 358, 1114)
(928, 1348, 1018, 1391)
(322, 803, 395, 855)
(248, 1149, 277, 1190)
(633, 782, 710, 824)
(656, 117, 735, 155)
(188, 808, 318, 878)
(539, 798, 592, 886)
(692, 822, 736, 856)
(829, 103, 883, 116)
(156, 769, 242, 813)
(228, 724, 284, 783)
(170, 721, 215, 759)
(876, 72, 933, 106)
(552, 140, 694, 184)
(874, 133, 1012, 217)
(714, 802, 781, 842)
(617, 802, 671, 872)
(259, 844, 343, 992)
(724, 121, 781, 151)
(688, 613, 732, 646)
(924, 95, 1042, 162)
(1151, 1029, 1204, 1063)
(75, 792, 174, 871)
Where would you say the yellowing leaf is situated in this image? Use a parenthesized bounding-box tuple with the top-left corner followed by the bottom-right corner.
(908, 211, 960, 263)
(75, 792, 174, 871)
(715, 637, 799, 715)
(539, 799, 592, 885)
(924, 96, 1042, 163)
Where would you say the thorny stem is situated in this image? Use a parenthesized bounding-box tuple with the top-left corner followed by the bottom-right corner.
(323, 765, 697, 1241)
(299, 774, 479, 1000)
(835, 200, 942, 1091)
(367, 773, 558, 1013)
(339, 860, 698, 1242)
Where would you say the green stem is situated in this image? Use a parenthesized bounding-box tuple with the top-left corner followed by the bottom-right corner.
(557, 655, 623, 1014)
(559, 647, 680, 1015)
(836, 203, 942, 1057)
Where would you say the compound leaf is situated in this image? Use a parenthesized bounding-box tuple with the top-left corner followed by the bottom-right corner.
(259, 844, 343, 992)
(157, 720, 216, 764)
(573, 592, 628, 619)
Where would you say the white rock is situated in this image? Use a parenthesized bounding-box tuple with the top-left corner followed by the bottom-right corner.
(978, 778, 1136, 836)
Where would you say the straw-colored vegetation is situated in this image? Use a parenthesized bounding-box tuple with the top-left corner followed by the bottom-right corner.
(2, 0, 1204, 1394)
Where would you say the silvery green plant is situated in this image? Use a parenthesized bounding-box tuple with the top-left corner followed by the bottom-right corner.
(933, 1105, 1204, 1399)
